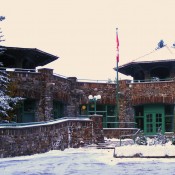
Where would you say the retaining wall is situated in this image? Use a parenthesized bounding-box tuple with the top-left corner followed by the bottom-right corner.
(0, 115, 105, 158)
(0, 118, 93, 158)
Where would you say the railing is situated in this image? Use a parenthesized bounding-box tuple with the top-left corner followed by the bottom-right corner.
(131, 77, 175, 83)
(0, 67, 36, 73)
(103, 122, 137, 128)
(119, 129, 141, 146)
(79, 115, 137, 128)
(0, 117, 91, 127)
(77, 79, 115, 84)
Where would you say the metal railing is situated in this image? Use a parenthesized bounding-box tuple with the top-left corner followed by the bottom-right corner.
(131, 77, 175, 84)
(77, 79, 115, 84)
(103, 122, 137, 128)
(119, 129, 141, 146)
(0, 67, 36, 73)
(0, 117, 91, 127)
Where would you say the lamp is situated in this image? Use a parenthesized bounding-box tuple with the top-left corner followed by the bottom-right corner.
(88, 95, 101, 114)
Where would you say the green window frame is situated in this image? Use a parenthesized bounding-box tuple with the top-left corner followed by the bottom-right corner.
(79, 104, 117, 128)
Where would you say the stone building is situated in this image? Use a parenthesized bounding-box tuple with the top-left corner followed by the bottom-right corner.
(117, 45, 175, 135)
(1, 45, 175, 136)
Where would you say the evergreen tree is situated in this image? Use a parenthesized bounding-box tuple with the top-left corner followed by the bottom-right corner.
(0, 16, 23, 121)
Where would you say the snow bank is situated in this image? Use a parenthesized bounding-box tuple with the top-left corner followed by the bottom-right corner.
(115, 142, 175, 157)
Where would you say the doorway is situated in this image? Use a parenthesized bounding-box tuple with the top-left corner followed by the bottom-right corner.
(144, 104, 165, 135)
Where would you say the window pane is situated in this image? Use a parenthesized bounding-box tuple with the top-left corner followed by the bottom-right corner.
(107, 105, 115, 116)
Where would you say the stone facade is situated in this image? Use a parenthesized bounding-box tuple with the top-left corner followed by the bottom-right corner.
(130, 81, 175, 105)
(7, 67, 175, 136)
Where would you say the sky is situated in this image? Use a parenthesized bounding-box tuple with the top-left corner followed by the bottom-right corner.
(1, 0, 175, 81)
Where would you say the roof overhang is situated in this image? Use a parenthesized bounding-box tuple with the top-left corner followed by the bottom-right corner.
(115, 59, 175, 77)
(0, 46, 59, 69)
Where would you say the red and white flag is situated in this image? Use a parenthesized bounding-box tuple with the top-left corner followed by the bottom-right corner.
(116, 28, 119, 62)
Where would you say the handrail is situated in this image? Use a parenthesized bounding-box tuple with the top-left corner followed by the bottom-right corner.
(103, 121, 137, 129)
(77, 79, 115, 84)
(0, 117, 91, 127)
(0, 67, 36, 73)
(131, 77, 175, 83)
(119, 129, 141, 146)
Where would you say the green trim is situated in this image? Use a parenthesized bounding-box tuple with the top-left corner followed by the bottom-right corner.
(80, 104, 117, 128)
(144, 104, 165, 135)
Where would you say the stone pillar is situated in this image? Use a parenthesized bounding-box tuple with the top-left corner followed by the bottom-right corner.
(89, 115, 104, 143)
(118, 80, 134, 128)
(37, 68, 55, 121)
(67, 77, 79, 117)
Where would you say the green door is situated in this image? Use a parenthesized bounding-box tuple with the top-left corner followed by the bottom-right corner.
(144, 105, 165, 135)
(144, 112, 164, 135)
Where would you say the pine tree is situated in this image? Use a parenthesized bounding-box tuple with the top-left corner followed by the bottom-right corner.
(0, 16, 23, 122)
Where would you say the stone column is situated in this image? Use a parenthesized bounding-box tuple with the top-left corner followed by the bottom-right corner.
(89, 115, 104, 143)
(37, 68, 55, 121)
(118, 80, 134, 128)
(67, 77, 79, 117)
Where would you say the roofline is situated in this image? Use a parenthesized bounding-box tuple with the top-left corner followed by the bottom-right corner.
(0, 45, 59, 59)
(118, 59, 175, 69)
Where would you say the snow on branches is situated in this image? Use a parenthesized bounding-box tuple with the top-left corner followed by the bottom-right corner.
(0, 64, 24, 119)
(0, 16, 23, 121)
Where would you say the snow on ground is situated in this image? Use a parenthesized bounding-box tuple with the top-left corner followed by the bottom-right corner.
(115, 141, 175, 157)
(1, 146, 175, 175)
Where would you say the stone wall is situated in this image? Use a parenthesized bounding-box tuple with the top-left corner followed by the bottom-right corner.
(130, 81, 175, 105)
(9, 69, 73, 121)
(0, 114, 108, 158)
(77, 80, 135, 125)
(9, 68, 175, 131)
(77, 82, 116, 105)
(8, 69, 135, 126)
(118, 80, 134, 127)
(0, 118, 93, 158)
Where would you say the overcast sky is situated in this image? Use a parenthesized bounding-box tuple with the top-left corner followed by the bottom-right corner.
(1, 0, 175, 80)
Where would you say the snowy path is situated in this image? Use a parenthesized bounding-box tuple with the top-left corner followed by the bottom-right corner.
(0, 148, 175, 175)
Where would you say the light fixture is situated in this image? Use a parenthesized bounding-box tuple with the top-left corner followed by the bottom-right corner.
(88, 95, 101, 115)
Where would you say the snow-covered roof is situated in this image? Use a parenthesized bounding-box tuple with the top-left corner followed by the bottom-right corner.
(132, 45, 175, 63)
(118, 46, 175, 76)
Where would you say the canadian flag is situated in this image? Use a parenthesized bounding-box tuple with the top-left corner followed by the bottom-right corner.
(116, 28, 119, 62)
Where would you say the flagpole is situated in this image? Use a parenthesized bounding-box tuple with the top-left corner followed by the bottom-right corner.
(116, 58, 119, 127)
(116, 28, 119, 127)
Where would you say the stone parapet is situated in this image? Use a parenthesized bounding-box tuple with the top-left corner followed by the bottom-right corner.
(130, 81, 175, 105)
(0, 118, 93, 158)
